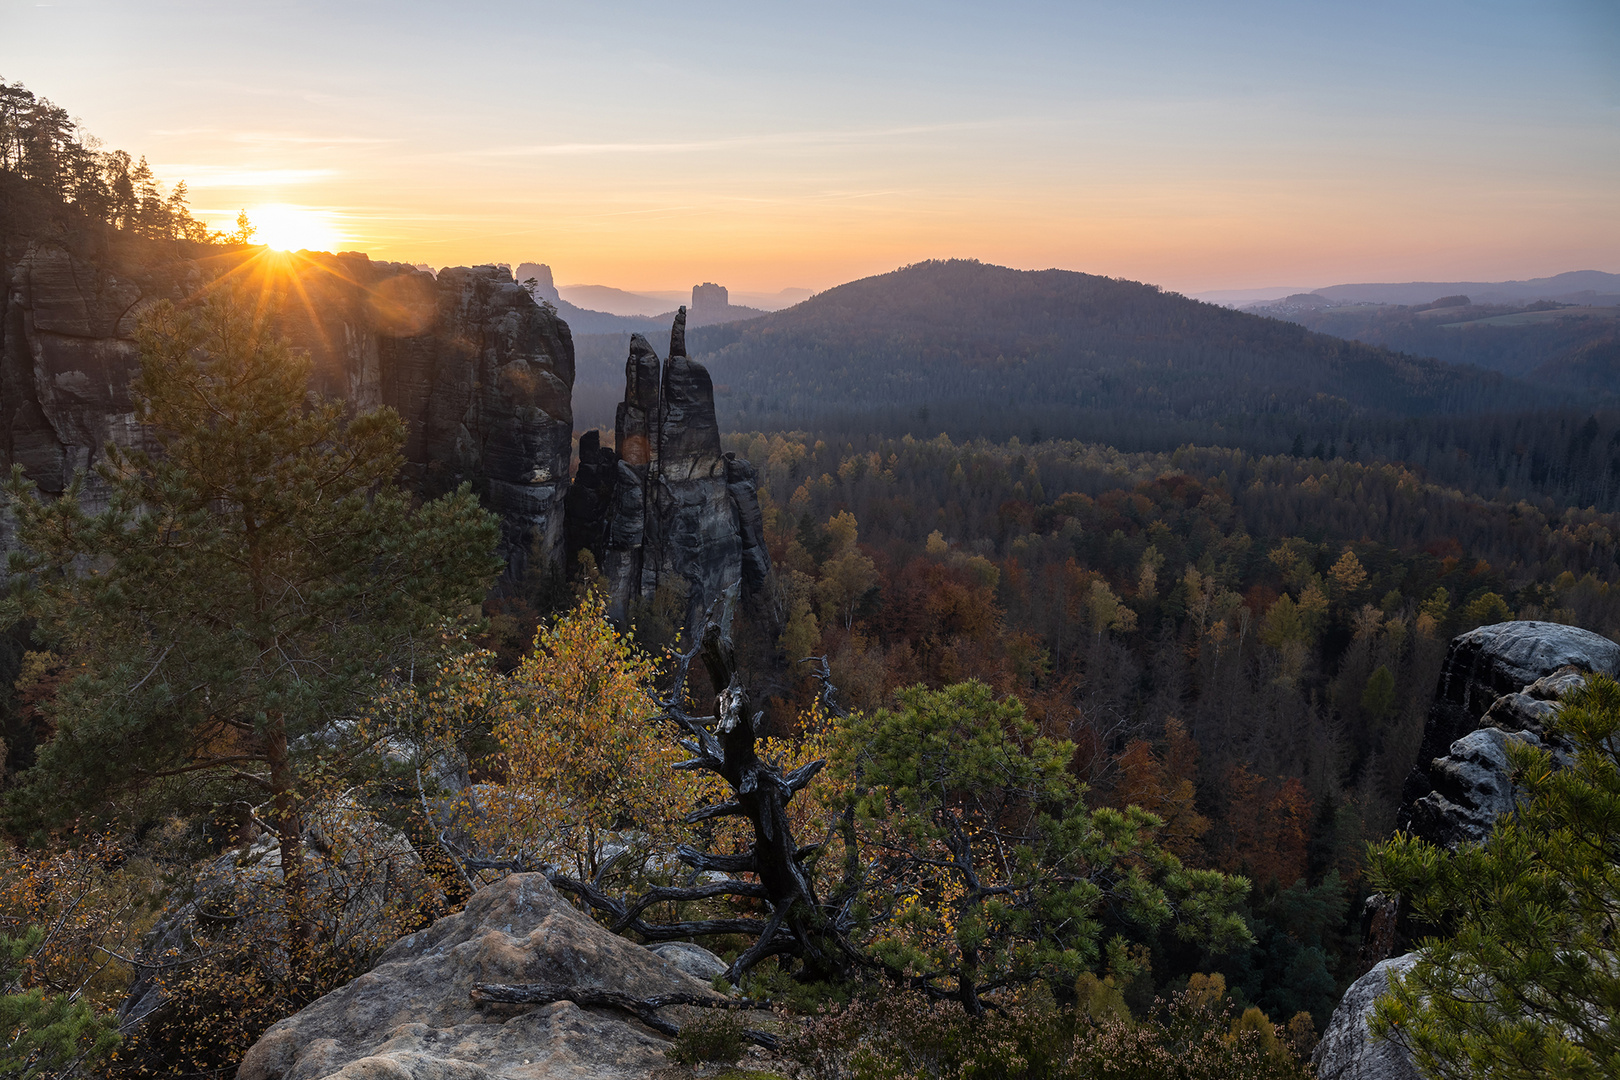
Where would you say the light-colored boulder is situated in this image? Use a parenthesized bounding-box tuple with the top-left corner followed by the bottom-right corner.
(647, 941, 729, 983)
(1416, 623, 1617, 775)
(1450, 622, 1620, 697)
(238, 873, 722, 1080)
(1403, 726, 1547, 847)
(1313, 953, 1422, 1080)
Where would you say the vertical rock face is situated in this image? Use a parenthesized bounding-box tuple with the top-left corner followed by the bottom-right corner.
(0, 243, 574, 575)
(1397, 620, 1619, 842)
(1316, 620, 1620, 1080)
(514, 261, 560, 305)
(1311, 955, 1423, 1080)
(381, 264, 575, 580)
(1, 241, 148, 499)
(690, 281, 728, 319)
(566, 307, 775, 636)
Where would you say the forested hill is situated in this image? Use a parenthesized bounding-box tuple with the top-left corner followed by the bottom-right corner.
(686, 259, 1567, 441)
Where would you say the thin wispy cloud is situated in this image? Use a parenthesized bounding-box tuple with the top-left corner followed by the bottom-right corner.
(228, 132, 398, 147)
(480, 121, 1016, 158)
(159, 166, 339, 188)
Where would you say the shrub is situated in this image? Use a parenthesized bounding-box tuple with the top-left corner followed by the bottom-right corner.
(667, 1011, 748, 1066)
(783, 988, 1313, 1080)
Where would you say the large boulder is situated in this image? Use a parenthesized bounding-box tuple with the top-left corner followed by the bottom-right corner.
(238, 873, 723, 1080)
(1407, 622, 1618, 780)
(1394, 632, 1606, 860)
(1312, 954, 1422, 1080)
(1398, 622, 1618, 843)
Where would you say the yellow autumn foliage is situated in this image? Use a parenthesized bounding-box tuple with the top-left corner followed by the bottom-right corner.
(475, 592, 723, 881)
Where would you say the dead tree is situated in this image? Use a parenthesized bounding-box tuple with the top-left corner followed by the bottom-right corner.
(448, 588, 859, 984)
(656, 588, 860, 983)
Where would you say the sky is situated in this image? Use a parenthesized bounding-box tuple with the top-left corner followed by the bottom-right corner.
(3, 0, 1617, 296)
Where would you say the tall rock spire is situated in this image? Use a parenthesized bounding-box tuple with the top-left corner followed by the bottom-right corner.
(564, 309, 776, 638)
(669, 304, 687, 358)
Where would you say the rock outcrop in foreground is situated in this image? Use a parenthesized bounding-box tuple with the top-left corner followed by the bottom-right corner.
(1312, 956, 1422, 1080)
(238, 873, 724, 1080)
(1, 242, 574, 577)
(565, 307, 774, 635)
(1314, 620, 1620, 1080)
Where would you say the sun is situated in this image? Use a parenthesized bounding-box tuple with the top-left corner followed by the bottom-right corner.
(246, 204, 345, 253)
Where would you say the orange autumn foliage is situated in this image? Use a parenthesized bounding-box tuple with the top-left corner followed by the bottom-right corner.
(1216, 765, 1314, 887)
(1109, 718, 1210, 861)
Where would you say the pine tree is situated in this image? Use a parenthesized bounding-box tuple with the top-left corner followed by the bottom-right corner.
(0, 927, 119, 1080)
(1369, 675, 1620, 1079)
(3, 294, 501, 984)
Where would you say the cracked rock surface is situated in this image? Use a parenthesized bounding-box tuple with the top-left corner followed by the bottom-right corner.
(238, 874, 722, 1080)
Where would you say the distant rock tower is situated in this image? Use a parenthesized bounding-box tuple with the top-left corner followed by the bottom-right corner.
(690, 282, 729, 319)
(514, 262, 560, 304)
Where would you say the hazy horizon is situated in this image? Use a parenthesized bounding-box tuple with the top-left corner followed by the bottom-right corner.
(5, 0, 1617, 295)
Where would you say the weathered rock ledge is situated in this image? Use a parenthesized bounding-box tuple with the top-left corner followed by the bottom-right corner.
(238, 873, 726, 1080)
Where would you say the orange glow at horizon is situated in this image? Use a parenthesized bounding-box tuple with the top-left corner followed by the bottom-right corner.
(9, 2, 1616, 298)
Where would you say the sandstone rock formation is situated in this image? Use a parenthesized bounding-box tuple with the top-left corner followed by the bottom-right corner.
(565, 307, 774, 636)
(1397, 621, 1617, 847)
(122, 797, 432, 1041)
(683, 281, 766, 328)
(1312, 955, 1422, 1080)
(237, 873, 726, 1080)
(1404, 621, 1619, 794)
(690, 282, 729, 319)
(1316, 620, 1620, 1080)
(514, 262, 561, 305)
(0, 241, 574, 577)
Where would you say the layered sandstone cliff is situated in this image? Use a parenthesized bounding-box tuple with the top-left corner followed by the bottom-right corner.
(0, 242, 574, 576)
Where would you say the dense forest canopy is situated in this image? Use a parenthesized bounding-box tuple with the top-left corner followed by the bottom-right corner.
(705, 426, 1620, 1027)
